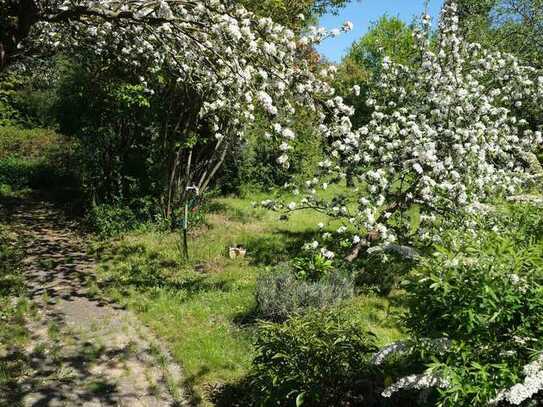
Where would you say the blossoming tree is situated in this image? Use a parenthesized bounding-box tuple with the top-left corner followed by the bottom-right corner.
(278, 0, 543, 261)
(1, 0, 359, 214)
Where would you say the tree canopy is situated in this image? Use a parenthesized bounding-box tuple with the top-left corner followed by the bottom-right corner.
(240, 0, 352, 29)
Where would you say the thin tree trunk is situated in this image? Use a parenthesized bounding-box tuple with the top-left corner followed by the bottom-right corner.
(166, 147, 182, 219)
(196, 138, 223, 191)
(0, 0, 40, 71)
(199, 142, 229, 194)
(180, 148, 193, 258)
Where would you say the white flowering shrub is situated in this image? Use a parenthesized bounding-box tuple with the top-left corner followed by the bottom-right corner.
(491, 354, 543, 406)
(0, 0, 360, 216)
(397, 204, 543, 406)
(26, 0, 355, 171)
(276, 0, 543, 261)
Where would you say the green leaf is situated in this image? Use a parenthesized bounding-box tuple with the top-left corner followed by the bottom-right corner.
(296, 392, 306, 407)
(408, 204, 421, 235)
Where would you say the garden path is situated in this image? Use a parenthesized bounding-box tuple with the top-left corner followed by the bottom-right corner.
(3, 198, 187, 407)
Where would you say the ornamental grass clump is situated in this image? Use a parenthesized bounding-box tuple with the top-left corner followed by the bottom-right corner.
(255, 265, 354, 322)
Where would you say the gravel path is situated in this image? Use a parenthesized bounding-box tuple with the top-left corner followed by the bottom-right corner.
(3, 198, 187, 407)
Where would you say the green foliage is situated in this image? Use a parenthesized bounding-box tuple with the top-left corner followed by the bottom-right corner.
(458, 0, 543, 68)
(0, 126, 79, 192)
(0, 72, 21, 126)
(86, 204, 139, 238)
(239, 0, 350, 29)
(293, 253, 333, 281)
(348, 16, 416, 73)
(407, 241, 543, 346)
(223, 109, 325, 193)
(255, 266, 353, 321)
(86, 194, 209, 238)
(355, 250, 417, 296)
(249, 309, 379, 406)
(54, 65, 160, 205)
(333, 56, 372, 128)
(337, 16, 415, 128)
(403, 205, 543, 406)
(0, 66, 57, 128)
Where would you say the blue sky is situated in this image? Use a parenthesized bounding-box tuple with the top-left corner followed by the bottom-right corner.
(317, 0, 444, 63)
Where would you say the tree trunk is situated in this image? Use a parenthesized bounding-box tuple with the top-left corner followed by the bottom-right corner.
(0, 0, 40, 71)
(346, 169, 355, 188)
(166, 147, 183, 219)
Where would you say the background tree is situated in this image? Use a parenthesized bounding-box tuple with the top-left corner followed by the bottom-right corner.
(239, 0, 352, 29)
(334, 16, 416, 131)
(1, 0, 358, 228)
(457, 0, 543, 67)
(348, 16, 416, 73)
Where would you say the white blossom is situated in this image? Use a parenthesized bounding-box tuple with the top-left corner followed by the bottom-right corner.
(382, 373, 449, 398)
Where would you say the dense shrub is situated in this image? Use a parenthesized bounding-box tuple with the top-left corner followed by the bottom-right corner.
(0, 71, 29, 127)
(0, 126, 79, 192)
(399, 217, 543, 406)
(55, 62, 245, 221)
(85, 204, 139, 238)
(249, 309, 380, 406)
(255, 266, 354, 322)
(0, 66, 57, 128)
(85, 194, 210, 237)
(221, 109, 325, 194)
(55, 68, 162, 206)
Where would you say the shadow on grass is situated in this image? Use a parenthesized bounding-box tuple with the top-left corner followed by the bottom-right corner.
(241, 229, 316, 266)
(179, 366, 210, 406)
(206, 200, 228, 214)
(183, 362, 262, 407)
(94, 241, 237, 301)
(207, 376, 256, 407)
(232, 306, 263, 327)
(0, 333, 154, 406)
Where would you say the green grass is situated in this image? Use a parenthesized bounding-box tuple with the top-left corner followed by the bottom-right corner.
(0, 224, 32, 400)
(0, 126, 80, 200)
(92, 195, 405, 404)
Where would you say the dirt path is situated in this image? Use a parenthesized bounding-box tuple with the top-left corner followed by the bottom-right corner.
(3, 198, 188, 406)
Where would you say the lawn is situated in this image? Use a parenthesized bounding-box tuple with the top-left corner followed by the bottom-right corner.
(91, 193, 405, 404)
(0, 219, 34, 402)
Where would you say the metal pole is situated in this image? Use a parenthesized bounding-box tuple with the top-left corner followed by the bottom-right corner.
(182, 198, 189, 259)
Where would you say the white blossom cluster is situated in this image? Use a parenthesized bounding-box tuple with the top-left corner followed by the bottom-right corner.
(381, 373, 449, 398)
(490, 354, 543, 406)
(507, 194, 543, 206)
(370, 341, 407, 366)
(30, 0, 354, 170)
(298, 0, 543, 256)
(370, 337, 451, 366)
